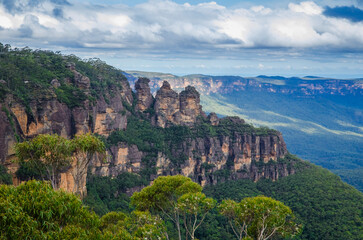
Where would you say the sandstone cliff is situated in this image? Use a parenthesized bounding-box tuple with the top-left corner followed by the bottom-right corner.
(0, 63, 297, 196)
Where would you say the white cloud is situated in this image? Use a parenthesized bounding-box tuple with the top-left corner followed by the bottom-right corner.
(1, 0, 363, 55)
(289, 1, 323, 15)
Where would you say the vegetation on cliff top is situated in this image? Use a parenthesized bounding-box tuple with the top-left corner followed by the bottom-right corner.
(0, 43, 128, 109)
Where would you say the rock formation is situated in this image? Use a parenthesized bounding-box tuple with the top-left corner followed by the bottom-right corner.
(0, 65, 295, 195)
(154, 81, 180, 128)
(135, 78, 154, 112)
(154, 82, 206, 128)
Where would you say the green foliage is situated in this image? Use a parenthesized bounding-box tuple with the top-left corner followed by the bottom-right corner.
(15, 160, 45, 181)
(101, 210, 167, 240)
(212, 117, 278, 137)
(178, 192, 217, 239)
(0, 165, 12, 185)
(0, 180, 101, 240)
(15, 134, 73, 189)
(219, 196, 301, 240)
(256, 167, 363, 240)
(55, 84, 87, 109)
(131, 175, 203, 240)
(0, 46, 73, 107)
(203, 165, 363, 240)
(65, 56, 126, 96)
(0, 44, 129, 112)
(333, 168, 363, 192)
(132, 175, 202, 212)
(108, 116, 165, 153)
(15, 133, 106, 192)
(84, 172, 148, 216)
(71, 133, 106, 197)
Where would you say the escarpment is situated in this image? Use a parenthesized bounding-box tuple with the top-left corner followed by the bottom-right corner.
(0, 61, 297, 196)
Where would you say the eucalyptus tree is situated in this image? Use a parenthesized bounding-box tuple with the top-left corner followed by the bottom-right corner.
(219, 196, 302, 240)
(131, 175, 202, 240)
(177, 192, 216, 240)
(15, 134, 72, 189)
(0, 180, 101, 239)
(70, 133, 106, 197)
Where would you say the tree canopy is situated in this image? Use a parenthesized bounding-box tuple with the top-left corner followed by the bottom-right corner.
(15, 134, 73, 189)
(131, 175, 202, 240)
(15, 133, 106, 193)
(219, 196, 301, 240)
(0, 180, 100, 239)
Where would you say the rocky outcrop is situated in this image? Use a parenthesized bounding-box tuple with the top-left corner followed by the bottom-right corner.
(154, 82, 206, 127)
(135, 78, 154, 112)
(154, 81, 180, 128)
(208, 112, 219, 126)
(177, 86, 205, 126)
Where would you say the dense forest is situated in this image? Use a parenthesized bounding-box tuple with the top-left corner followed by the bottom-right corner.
(83, 156, 363, 239)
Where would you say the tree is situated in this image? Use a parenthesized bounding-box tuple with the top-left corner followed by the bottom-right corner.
(100, 211, 167, 240)
(70, 133, 106, 197)
(177, 192, 216, 240)
(0, 180, 101, 239)
(219, 196, 301, 240)
(15, 134, 72, 189)
(219, 199, 247, 240)
(131, 175, 202, 240)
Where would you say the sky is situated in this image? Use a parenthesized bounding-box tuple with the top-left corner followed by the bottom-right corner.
(1, 0, 363, 77)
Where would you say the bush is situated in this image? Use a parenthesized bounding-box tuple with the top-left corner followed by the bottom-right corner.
(0, 165, 12, 185)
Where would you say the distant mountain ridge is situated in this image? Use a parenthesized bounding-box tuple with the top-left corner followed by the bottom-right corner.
(125, 71, 363, 96)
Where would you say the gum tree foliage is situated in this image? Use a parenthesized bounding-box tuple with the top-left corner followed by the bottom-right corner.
(100, 211, 168, 240)
(131, 175, 202, 240)
(0, 180, 101, 239)
(219, 196, 302, 240)
(15, 133, 105, 191)
(0, 180, 171, 240)
(15, 134, 73, 189)
(177, 192, 216, 240)
(71, 133, 106, 197)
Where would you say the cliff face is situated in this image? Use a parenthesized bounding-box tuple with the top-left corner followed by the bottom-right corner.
(0, 63, 133, 195)
(1, 66, 294, 195)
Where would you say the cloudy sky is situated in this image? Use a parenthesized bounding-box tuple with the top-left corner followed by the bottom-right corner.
(1, 0, 363, 77)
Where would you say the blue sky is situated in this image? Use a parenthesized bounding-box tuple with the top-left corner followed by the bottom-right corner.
(1, 0, 363, 77)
